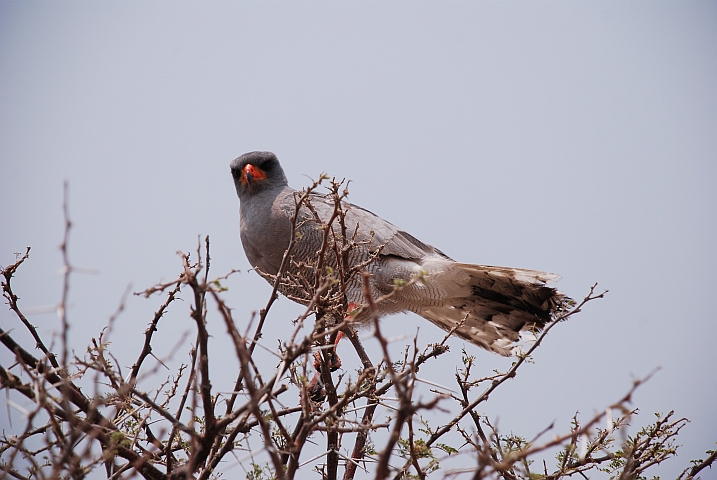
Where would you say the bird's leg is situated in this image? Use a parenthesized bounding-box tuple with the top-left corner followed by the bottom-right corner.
(307, 303, 357, 402)
(313, 330, 344, 372)
(308, 330, 345, 402)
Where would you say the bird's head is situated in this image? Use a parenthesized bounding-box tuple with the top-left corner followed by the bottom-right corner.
(230, 151, 288, 199)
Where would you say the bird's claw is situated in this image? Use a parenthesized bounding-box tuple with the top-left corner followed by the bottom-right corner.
(313, 349, 342, 372)
(307, 372, 326, 403)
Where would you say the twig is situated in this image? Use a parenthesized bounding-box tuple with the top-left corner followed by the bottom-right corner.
(1, 247, 59, 369)
(128, 281, 182, 383)
(391, 284, 606, 479)
(679, 448, 717, 480)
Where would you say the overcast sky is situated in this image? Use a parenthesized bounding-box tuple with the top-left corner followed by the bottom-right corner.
(1, 1, 715, 478)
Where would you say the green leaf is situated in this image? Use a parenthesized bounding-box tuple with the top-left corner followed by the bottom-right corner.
(436, 443, 458, 455)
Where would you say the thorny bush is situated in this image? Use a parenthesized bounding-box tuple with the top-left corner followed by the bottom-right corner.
(1, 179, 715, 480)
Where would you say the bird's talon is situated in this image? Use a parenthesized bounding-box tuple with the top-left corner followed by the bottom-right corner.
(307, 373, 326, 403)
(313, 347, 342, 372)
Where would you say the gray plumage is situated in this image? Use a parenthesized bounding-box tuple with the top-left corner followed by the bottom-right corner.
(230, 151, 570, 356)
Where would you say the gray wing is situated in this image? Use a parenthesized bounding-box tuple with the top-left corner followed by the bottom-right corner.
(297, 193, 451, 261)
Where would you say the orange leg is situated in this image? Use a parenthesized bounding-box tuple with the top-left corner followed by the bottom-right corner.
(306, 303, 358, 402)
(313, 330, 344, 371)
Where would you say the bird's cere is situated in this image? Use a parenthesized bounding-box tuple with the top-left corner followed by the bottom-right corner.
(241, 164, 267, 185)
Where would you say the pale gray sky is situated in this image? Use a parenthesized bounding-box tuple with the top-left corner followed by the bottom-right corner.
(1, 2, 715, 478)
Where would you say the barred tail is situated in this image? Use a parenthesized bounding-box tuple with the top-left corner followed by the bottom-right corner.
(416, 262, 571, 355)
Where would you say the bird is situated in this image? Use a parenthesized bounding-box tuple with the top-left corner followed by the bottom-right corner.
(230, 151, 570, 356)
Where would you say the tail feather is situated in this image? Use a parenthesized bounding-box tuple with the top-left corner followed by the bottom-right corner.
(415, 262, 570, 356)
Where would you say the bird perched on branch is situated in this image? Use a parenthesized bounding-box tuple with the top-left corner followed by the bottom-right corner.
(230, 151, 570, 356)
